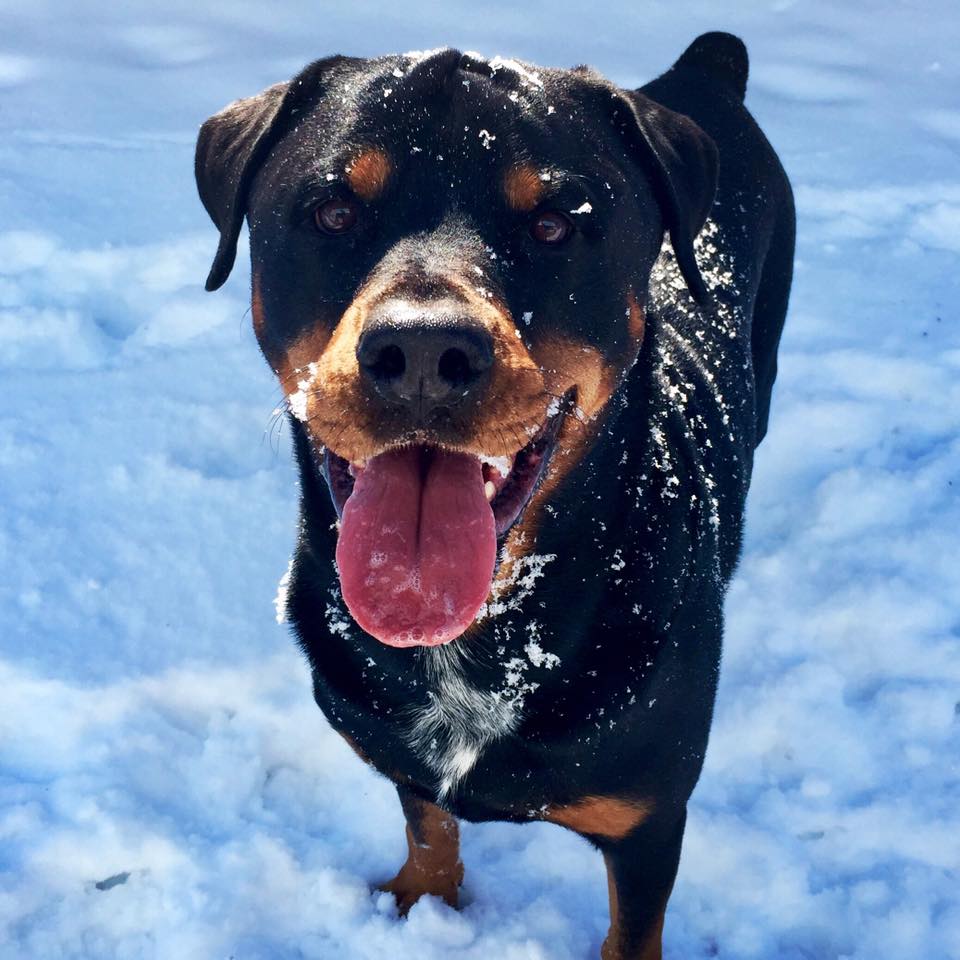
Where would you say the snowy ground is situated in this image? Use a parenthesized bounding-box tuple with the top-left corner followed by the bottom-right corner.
(2, 2, 959, 958)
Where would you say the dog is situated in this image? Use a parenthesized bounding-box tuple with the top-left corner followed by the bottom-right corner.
(196, 31, 793, 959)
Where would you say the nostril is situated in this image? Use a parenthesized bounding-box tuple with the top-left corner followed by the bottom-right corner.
(365, 343, 406, 382)
(358, 320, 493, 409)
(438, 347, 476, 388)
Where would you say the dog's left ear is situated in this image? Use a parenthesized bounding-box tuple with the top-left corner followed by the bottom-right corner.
(613, 90, 719, 307)
(195, 57, 347, 291)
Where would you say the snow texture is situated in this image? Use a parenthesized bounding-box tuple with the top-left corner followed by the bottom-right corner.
(1, 2, 959, 958)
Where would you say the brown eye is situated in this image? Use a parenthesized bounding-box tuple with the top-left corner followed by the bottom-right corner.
(314, 197, 359, 234)
(530, 211, 573, 245)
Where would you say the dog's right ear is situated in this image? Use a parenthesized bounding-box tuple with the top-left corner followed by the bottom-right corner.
(195, 58, 346, 291)
(195, 83, 289, 291)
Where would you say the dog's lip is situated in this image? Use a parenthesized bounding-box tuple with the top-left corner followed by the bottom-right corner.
(320, 392, 571, 540)
(485, 396, 568, 537)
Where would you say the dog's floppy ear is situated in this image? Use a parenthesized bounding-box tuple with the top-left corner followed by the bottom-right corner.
(195, 58, 346, 291)
(195, 83, 290, 291)
(614, 90, 719, 307)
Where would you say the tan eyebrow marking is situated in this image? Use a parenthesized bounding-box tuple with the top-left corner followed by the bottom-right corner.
(346, 149, 392, 201)
(504, 164, 545, 212)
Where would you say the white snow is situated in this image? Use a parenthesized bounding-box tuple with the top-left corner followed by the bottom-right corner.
(288, 363, 318, 423)
(477, 453, 512, 476)
(1, 2, 959, 959)
(486, 55, 545, 90)
(274, 560, 293, 624)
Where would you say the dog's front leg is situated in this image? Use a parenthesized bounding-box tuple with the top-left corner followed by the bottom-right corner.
(379, 784, 464, 915)
(596, 809, 687, 960)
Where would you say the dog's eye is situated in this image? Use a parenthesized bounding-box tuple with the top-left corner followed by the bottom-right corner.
(529, 211, 573, 245)
(314, 198, 359, 235)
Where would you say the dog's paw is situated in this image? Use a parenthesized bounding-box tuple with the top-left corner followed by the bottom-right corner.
(377, 857, 464, 916)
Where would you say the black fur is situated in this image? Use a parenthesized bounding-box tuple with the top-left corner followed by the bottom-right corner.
(197, 31, 794, 955)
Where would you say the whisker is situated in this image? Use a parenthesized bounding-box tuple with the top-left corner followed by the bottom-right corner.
(237, 304, 253, 336)
(262, 397, 290, 455)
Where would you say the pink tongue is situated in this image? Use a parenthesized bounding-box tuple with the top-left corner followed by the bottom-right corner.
(336, 447, 497, 647)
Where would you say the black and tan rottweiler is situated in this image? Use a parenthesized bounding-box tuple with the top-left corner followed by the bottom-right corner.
(196, 31, 793, 959)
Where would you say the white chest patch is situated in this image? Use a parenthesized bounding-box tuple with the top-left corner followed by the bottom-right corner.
(403, 548, 560, 800)
(407, 645, 522, 800)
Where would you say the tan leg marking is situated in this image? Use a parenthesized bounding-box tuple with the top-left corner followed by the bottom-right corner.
(600, 851, 666, 960)
(380, 800, 464, 916)
(543, 795, 653, 840)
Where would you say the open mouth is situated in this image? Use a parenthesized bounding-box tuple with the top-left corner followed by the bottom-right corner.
(320, 395, 568, 648)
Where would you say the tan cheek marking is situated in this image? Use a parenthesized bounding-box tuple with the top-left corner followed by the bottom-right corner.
(504, 164, 545, 212)
(279, 325, 333, 392)
(251, 271, 333, 389)
(534, 336, 615, 421)
(338, 731, 372, 766)
(488, 335, 617, 584)
(543, 796, 653, 840)
(316, 301, 366, 383)
(252, 271, 267, 344)
(445, 278, 549, 457)
(291, 275, 543, 464)
(346, 149, 392, 201)
(297, 284, 393, 462)
(628, 291, 646, 341)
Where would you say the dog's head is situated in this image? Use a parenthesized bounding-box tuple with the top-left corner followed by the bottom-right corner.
(196, 49, 717, 649)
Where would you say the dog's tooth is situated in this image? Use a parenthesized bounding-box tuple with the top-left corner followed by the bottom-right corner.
(484, 480, 496, 502)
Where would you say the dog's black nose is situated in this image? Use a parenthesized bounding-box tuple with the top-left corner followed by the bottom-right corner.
(357, 321, 494, 415)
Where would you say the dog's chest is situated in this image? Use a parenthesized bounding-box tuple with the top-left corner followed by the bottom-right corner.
(407, 650, 521, 801)
(407, 632, 566, 800)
